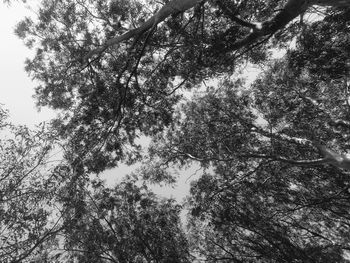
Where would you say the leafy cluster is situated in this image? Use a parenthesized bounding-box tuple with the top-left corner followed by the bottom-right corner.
(1, 0, 350, 262)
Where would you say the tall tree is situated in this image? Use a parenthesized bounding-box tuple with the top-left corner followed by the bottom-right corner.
(145, 8, 350, 262)
(6, 0, 350, 262)
(14, 0, 350, 173)
(57, 175, 191, 262)
(0, 106, 62, 262)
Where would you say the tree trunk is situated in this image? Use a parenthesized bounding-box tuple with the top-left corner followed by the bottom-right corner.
(85, 0, 350, 59)
(84, 0, 201, 60)
(311, 0, 350, 6)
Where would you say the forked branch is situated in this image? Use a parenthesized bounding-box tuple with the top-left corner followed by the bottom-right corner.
(84, 0, 350, 60)
(84, 0, 201, 60)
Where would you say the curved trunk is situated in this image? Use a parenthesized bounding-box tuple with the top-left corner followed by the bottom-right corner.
(85, 0, 350, 59)
(311, 0, 350, 6)
(84, 0, 201, 60)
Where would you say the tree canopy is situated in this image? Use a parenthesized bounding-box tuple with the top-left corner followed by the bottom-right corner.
(1, 0, 350, 262)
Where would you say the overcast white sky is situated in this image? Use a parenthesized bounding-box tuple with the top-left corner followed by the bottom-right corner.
(0, 3, 55, 127)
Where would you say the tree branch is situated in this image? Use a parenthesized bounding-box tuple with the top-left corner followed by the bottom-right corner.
(84, 0, 350, 60)
(215, 1, 257, 29)
(249, 124, 312, 147)
(84, 0, 202, 60)
(310, 0, 350, 7)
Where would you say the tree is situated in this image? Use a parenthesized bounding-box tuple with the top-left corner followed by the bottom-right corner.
(0, 103, 190, 262)
(13, 0, 350, 173)
(58, 175, 191, 263)
(0, 104, 191, 262)
(84, 0, 350, 60)
(146, 8, 350, 261)
(6, 0, 350, 262)
(0, 106, 62, 262)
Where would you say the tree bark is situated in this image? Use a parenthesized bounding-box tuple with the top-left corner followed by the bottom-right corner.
(316, 144, 350, 170)
(310, 0, 350, 6)
(85, 0, 350, 59)
(84, 0, 201, 60)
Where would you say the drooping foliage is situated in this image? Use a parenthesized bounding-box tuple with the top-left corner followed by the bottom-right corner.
(145, 7, 350, 262)
(59, 176, 191, 262)
(15, 0, 345, 174)
(2, 0, 350, 262)
(0, 104, 190, 262)
(0, 106, 60, 262)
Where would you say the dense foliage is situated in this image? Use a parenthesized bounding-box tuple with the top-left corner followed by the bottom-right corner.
(60, 176, 190, 262)
(1, 0, 350, 262)
(0, 108, 58, 262)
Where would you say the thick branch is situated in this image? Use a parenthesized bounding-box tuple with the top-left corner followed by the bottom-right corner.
(172, 143, 350, 170)
(244, 146, 350, 170)
(174, 149, 328, 167)
(227, 0, 311, 51)
(223, 0, 350, 51)
(84, 0, 201, 60)
(215, 1, 257, 29)
(310, 0, 350, 6)
(249, 124, 312, 147)
(241, 154, 328, 166)
(315, 143, 350, 170)
(85, 0, 350, 59)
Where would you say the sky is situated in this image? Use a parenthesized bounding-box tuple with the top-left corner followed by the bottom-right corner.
(0, 3, 55, 127)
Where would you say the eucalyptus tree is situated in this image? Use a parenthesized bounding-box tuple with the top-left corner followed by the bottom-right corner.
(58, 176, 191, 263)
(145, 8, 350, 262)
(0, 104, 190, 262)
(14, 0, 350, 173)
(0, 106, 61, 262)
(8, 0, 350, 262)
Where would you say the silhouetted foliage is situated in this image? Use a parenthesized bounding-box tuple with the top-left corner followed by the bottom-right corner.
(1, 0, 350, 262)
